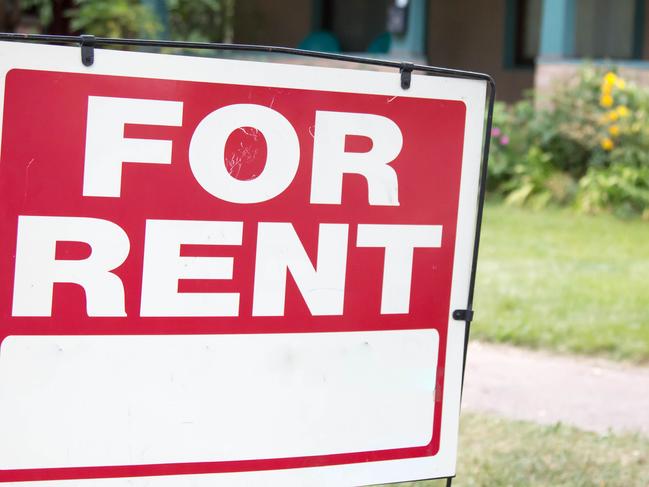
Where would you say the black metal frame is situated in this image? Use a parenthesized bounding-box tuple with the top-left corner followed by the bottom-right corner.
(0, 32, 495, 487)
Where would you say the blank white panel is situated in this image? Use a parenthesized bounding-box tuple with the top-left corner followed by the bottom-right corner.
(0, 330, 438, 469)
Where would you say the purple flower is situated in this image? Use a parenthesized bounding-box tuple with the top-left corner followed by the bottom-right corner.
(491, 127, 501, 137)
(500, 135, 510, 146)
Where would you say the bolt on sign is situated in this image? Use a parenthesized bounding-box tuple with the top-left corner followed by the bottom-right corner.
(0, 40, 489, 486)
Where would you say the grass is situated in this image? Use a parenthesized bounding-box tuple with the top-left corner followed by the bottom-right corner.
(471, 203, 649, 362)
(379, 205, 649, 487)
(386, 412, 649, 487)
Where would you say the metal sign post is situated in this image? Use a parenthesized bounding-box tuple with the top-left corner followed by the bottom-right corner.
(0, 33, 494, 486)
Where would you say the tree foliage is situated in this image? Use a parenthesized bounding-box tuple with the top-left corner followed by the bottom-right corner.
(12, 0, 234, 42)
(168, 0, 234, 43)
(67, 0, 159, 39)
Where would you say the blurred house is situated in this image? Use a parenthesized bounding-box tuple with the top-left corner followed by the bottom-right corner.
(13, 0, 645, 102)
(231, 0, 649, 102)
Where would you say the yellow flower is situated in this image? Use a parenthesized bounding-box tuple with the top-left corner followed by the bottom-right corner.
(617, 105, 630, 118)
(607, 110, 619, 122)
(615, 78, 626, 89)
(604, 72, 617, 86)
(601, 82, 612, 95)
(609, 125, 620, 136)
(600, 94, 614, 107)
(600, 137, 614, 151)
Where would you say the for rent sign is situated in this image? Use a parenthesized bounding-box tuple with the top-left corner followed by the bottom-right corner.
(0, 41, 487, 485)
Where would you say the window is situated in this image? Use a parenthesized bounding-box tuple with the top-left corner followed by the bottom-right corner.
(506, 0, 542, 67)
(575, 0, 639, 59)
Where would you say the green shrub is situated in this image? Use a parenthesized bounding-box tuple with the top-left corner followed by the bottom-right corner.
(576, 164, 649, 219)
(488, 100, 534, 191)
(489, 66, 649, 218)
(504, 148, 577, 209)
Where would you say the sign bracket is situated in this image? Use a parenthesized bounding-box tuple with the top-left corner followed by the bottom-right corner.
(399, 62, 414, 89)
(80, 34, 95, 67)
(452, 309, 474, 322)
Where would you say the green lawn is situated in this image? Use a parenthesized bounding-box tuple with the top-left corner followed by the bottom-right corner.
(387, 413, 649, 487)
(471, 203, 649, 362)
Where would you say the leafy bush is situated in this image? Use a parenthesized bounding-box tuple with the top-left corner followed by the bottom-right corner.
(489, 67, 649, 218)
(488, 100, 533, 191)
(504, 147, 576, 209)
(576, 164, 649, 219)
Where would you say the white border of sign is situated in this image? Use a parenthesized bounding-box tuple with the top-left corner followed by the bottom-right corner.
(0, 40, 486, 486)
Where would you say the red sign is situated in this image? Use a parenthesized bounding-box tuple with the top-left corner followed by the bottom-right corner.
(0, 41, 487, 486)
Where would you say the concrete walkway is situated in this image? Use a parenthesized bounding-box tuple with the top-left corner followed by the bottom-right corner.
(461, 341, 649, 435)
